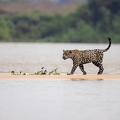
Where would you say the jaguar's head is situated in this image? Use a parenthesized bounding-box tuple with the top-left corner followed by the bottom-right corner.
(62, 50, 72, 60)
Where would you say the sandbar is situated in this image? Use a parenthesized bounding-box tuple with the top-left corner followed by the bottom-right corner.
(0, 73, 120, 80)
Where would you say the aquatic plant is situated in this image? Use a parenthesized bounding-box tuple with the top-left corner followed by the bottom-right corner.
(11, 70, 15, 75)
(34, 67, 47, 75)
(11, 67, 60, 75)
(11, 71, 26, 75)
(23, 73, 26, 75)
(49, 68, 60, 75)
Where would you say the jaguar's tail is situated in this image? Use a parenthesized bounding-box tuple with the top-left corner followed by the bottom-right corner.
(103, 38, 111, 52)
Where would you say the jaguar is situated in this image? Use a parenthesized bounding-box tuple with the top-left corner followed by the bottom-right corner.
(63, 38, 111, 75)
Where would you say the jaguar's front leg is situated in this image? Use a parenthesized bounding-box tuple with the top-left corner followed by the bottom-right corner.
(67, 64, 78, 75)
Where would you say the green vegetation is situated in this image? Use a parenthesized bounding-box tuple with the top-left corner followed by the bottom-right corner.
(34, 67, 47, 75)
(49, 68, 60, 75)
(0, 0, 120, 43)
(11, 67, 60, 75)
(11, 70, 26, 75)
(33, 67, 60, 75)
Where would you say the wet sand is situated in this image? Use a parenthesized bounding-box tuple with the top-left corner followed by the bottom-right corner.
(0, 74, 120, 79)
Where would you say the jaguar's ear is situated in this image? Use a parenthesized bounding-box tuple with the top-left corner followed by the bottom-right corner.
(69, 50, 72, 54)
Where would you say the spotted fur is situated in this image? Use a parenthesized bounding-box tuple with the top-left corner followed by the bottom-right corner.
(63, 38, 111, 75)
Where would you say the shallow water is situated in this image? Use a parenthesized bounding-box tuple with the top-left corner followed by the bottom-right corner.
(0, 79, 120, 120)
(0, 43, 120, 74)
(0, 43, 120, 120)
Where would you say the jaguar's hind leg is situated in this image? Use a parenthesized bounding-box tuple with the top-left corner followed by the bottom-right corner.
(79, 64, 87, 75)
(92, 62, 104, 75)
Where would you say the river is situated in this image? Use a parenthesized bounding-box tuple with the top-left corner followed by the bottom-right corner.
(0, 43, 120, 120)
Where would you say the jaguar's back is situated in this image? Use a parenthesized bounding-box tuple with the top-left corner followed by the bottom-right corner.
(79, 49, 104, 64)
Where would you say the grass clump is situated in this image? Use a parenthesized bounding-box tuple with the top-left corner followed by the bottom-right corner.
(11, 70, 26, 75)
(34, 67, 47, 75)
(11, 67, 60, 75)
(49, 68, 60, 75)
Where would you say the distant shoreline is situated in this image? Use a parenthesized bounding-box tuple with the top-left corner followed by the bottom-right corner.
(0, 2, 81, 14)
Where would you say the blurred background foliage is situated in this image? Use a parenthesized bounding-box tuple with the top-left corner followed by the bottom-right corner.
(0, 0, 120, 43)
